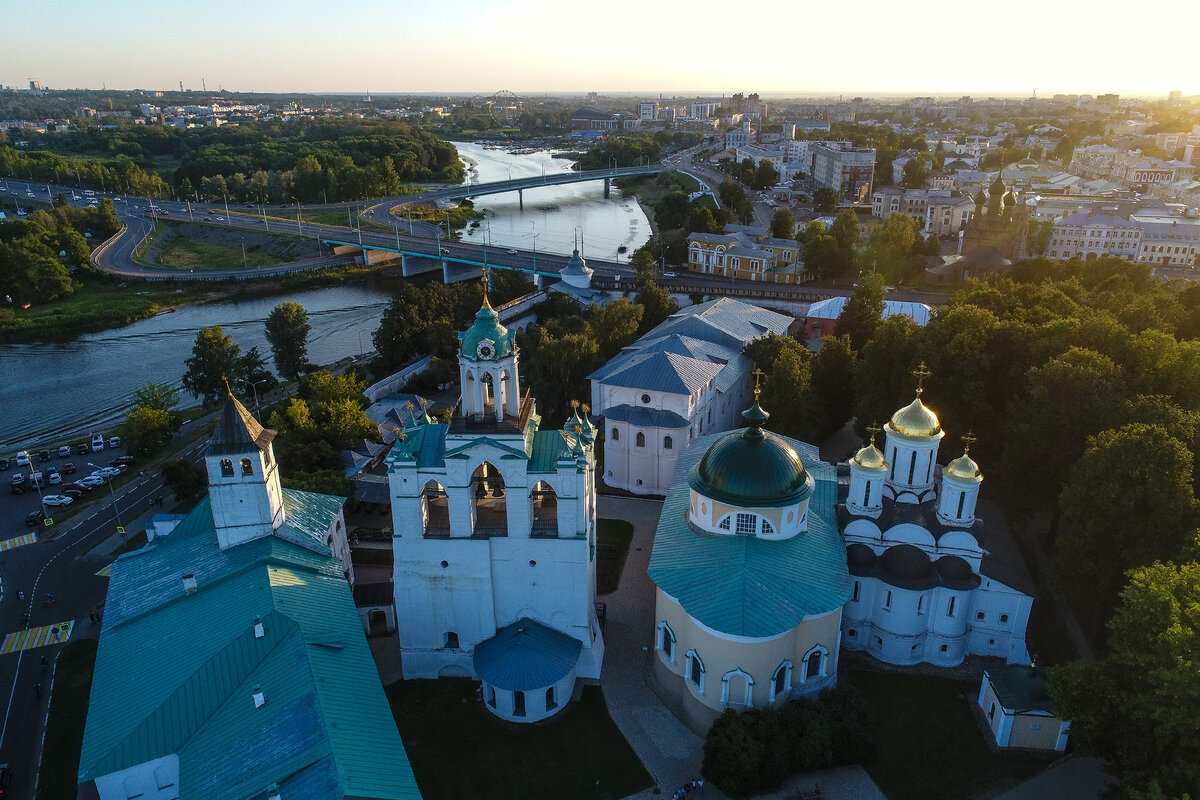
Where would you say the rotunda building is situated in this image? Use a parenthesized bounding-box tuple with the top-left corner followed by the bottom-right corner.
(647, 397, 851, 732)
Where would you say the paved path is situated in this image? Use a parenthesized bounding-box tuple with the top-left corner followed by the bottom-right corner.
(994, 756, 1112, 800)
(596, 495, 888, 800)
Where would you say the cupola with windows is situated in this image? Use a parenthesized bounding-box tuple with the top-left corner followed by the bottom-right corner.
(883, 363, 945, 505)
(685, 374, 813, 539)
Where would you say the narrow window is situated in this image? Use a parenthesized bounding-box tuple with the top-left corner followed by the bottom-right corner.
(806, 651, 822, 680)
(884, 590, 892, 609)
(940, 644, 948, 652)
(545, 686, 557, 711)
(240, 457, 254, 476)
(773, 664, 788, 696)
(852, 580, 860, 602)
(957, 491, 966, 518)
(487, 685, 496, 708)
(513, 690, 526, 717)
(444, 631, 459, 649)
(947, 597, 956, 617)
(890, 448, 897, 479)
(848, 629, 857, 638)
(761, 519, 775, 535)
(660, 623, 674, 661)
(976, 611, 985, 621)
(636, 432, 645, 447)
(907, 451, 917, 483)
(611, 428, 619, 441)
(863, 479, 872, 507)
(220, 458, 234, 477)
(1000, 614, 1009, 624)
(988, 702, 995, 720)
(663, 435, 673, 450)
(917, 595, 924, 614)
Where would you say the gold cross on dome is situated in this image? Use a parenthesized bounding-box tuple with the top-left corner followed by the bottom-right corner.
(222, 374, 232, 396)
(581, 403, 590, 415)
(570, 399, 580, 410)
(405, 400, 415, 411)
(420, 398, 429, 409)
(912, 362, 932, 393)
(398, 430, 408, 443)
(961, 430, 976, 454)
(481, 263, 491, 291)
(866, 421, 882, 444)
(752, 367, 766, 396)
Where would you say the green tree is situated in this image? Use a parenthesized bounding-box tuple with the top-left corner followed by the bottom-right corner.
(264, 302, 311, 380)
(655, 191, 691, 230)
(900, 156, 928, 188)
(867, 213, 921, 278)
(586, 297, 643, 361)
(1053, 134, 1075, 162)
(132, 383, 181, 414)
(1050, 561, 1200, 799)
(830, 210, 860, 252)
(836, 273, 887, 351)
(852, 314, 924, 437)
(119, 406, 177, 459)
(634, 278, 679, 335)
(811, 335, 857, 435)
(182, 325, 241, 405)
(519, 330, 601, 425)
(752, 159, 777, 189)
(162, 458, 207, 500)
(687, 205, 721, 235)
(1057, 424, 1200, 636)
(802, 234, 845, 282)
(769, 208, 795, 239)
(813, 187, 838, 212)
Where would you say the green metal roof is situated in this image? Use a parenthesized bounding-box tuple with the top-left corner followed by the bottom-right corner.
(459, 300, 516, 360)
(473, 617, 582, 691)
(79, 492, 421, 799)
(648, 435, 850, 638)
(688, 417, 810, 507)
(988, 665, 1057, 714)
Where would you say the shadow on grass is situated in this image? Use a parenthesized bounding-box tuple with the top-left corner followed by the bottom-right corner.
(847, 669, 1047, 800)
(387, 679, 651, 800)
(596, 518, 634, 595)
(37, 638, 99, 800)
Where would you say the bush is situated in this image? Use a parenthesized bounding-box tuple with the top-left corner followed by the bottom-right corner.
(701, 685, 874, 798)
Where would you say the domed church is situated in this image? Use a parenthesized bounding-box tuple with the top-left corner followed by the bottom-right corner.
(839, 364, 1033, 667)
(648, 376, 851, 730)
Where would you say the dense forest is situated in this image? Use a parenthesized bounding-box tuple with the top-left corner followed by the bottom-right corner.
(0, 197, 119, 304)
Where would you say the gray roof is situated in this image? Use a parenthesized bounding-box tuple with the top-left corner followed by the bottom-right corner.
(473, 617, 582, 691)
(1055, 212, 1140, 228)
(603, 404, 690, 429)
(209, 394, 277, 456)
(600, 350, 724, 396)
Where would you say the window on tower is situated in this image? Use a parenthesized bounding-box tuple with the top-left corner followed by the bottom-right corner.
(220, 459, 234, 477)
(240, 458, 254, 476)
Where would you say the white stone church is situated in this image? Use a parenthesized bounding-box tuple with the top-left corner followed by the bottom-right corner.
(387, 292, 604, 723)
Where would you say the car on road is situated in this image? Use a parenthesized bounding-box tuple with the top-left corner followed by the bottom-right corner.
(91, 434, 105, 451)
(15, 451, 29, 466)
(215, 216, 225, 222)
(108, 436, 121, 448)
(57, 445, 72, 457)
(506, 249, 518, 255)
(78, 475, 107, 488)
(663, 271, 678, 277)
(42, 494, 73, 507)
(440, 247, 451, 255)
(25, 509, 45, 526)
(63, 462, 77, 474)
(203, 216, 212, 221)
(38, 449, 51, 462)
(76, 443, 90, 455)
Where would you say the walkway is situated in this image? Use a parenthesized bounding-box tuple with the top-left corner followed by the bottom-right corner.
(596, 495, 887, 800)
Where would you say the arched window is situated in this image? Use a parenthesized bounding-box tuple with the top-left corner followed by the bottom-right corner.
(657, 621, 676, 663)
(761, 519, 775, 535)
(802, 646, 827, 682)
(443, 631, 459, 649)
(219, 458, 234, 477)
(635, 432, 646, 447)
(770, 661, 793, 702)
(611, 428, 619, 441)
(513, 690, 526, 717)
(718, 516, 731, 531)
(240, 457, 254, 476)
(663, 435, 673, 450)
(685, 650, 705, 694)
(721, 668, 754, 707)
(545, 686, 557, 711)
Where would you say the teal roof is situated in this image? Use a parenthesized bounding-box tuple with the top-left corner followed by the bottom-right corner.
(473, 617, 582, 692)
(648, 433, 851, 638)
(459, 298, 516, 360)
(80, 492, 420, 799)
(988, 665, 1057, 714)
(688, 405, 810, 506)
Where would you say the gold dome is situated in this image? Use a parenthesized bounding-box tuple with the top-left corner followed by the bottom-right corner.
(943, 453, 982, 483)
(889, 396, 941, 438)
(852, 443, 888, 472)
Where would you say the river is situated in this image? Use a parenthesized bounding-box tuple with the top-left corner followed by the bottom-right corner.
(453, 141, 652, 261)
(0, 143, 652, 450)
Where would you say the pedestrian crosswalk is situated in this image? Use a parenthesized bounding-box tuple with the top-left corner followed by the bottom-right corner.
(0, 620, 74, 654)
(0, 532, 37, 551)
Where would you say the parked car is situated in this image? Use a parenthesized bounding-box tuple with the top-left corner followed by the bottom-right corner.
(76, 443, 90, 455)
(0, 458, 8, 471)
(28, 471, 43, 488)
(108, 436, 121, 449)
(42, 494, 73, 507)
(60, 482, 89, 493)
(14, 451, 29, 466)
(109, 456, 134, 468)
(62, 488, 84, 499)
(63, 462, 77, 474)
(25, 509, 45, 526)
(46, 467, 61, 485)
(91, 434, 105, 451)
(57, 445, 71, 457)
(37, 450, 51, 463)
(506, 249, 518, 255)
(78, 475, 106, 488)
(94, 466, 122, 478)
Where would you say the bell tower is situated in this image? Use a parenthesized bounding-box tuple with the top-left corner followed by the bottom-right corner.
(205, 390, 285, 549)
(458, 277, 521, 422)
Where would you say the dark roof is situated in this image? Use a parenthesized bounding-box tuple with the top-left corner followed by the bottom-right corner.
(209, 394, 276, 456)
(603, 404, 690, 429)
(962, 247, 1012, 267)
(846, 543, 981, 592)
(473, 617, 582, 692)
(988, 665, 1056, 714)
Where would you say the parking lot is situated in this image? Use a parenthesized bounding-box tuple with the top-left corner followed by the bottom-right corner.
(2, 436, 135, 541)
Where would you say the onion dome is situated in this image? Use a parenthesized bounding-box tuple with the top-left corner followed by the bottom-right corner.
(560, 247, 594, 289)
(459, 292, 514, 360)
(688, 398, 809, 506)
(852, 442, 888, 472)
(943, 448, 982, 483)
(889, 394, 941, 438)
(988, 173, 1007, 196)
(1002, 188, 1017, 208)
(973, 187, 988, 207)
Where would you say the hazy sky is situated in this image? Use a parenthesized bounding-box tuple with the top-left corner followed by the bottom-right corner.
(2, 0, 1195, 97)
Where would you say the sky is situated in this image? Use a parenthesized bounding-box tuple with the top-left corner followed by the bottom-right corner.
(2, 0, 1196, 98)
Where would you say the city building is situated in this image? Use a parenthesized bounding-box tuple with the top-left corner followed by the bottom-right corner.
(686, 224, 801, 279)
(977, 666, 1070, 752)
(871, 188, 976, 236)
(570, 107, 640, 133)
(840, 377, 1034, 667)
(638, 101, 658, 123)
(811, 142, 876, 203)
(589, 298, 792, 496)
(927, 175, 1029, 284)
(648, 392, 850, 731)
(690, 102, 719, 118)
(1046, 211, 1144, 261)
(803, 297, 932, 339)
(387, 291, 604, 723)
(77, 394, 418, 799)
(726, 118, 754, 150)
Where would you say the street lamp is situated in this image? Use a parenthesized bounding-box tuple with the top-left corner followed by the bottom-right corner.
(87, 462, 123, 528)
(243, 379, 269, 416)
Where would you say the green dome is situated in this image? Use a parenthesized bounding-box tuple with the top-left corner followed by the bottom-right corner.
(688, 401, 810, 506)
(459, 295, 515, 361)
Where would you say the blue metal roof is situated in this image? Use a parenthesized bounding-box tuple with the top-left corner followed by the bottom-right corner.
(647, 433, 851, 638)
(603, 404, 690, 429)
(473, 617, 582, 692)
(601, 350, 724, 396)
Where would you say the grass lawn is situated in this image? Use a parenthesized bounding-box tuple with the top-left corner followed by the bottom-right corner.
(304, 210, 355, 227)
(0, 278, 198, 341)
(37, 639, 99, 800)
(848, 669, 1047, 800)
(596, 518, 634, 595)
(154, 233, 286, 270)
(387, 679, 651, 800)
